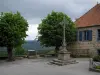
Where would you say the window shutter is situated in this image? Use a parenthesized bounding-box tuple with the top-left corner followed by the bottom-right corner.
(97, 29, 100, 40)
(87, 30, 89, 40)
(84, 31, 87, 40)
(79, 31, 82, 41)
(89, 30, 92, 41)
(76, 31, 78, 41)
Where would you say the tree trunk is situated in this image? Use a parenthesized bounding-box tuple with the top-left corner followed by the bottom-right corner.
(7, 46, 13, 61)
(55, 46, 59, 57)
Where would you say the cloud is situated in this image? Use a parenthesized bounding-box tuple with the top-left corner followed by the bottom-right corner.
(0, 0, 100, 40)
(25, 24, 38, 40)
(0, 0, 98, 23)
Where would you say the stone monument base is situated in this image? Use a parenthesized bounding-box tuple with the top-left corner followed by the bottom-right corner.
(50, 51, 78, 66)
(58, 50, 70, 60)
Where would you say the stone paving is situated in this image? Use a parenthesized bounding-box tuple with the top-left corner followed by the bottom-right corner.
(0, 58, 99, 75)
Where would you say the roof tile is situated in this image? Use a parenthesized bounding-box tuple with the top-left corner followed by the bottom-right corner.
(75, 4, 100, 28)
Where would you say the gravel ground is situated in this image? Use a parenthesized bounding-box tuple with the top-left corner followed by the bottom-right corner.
(0, 58, 99, 75)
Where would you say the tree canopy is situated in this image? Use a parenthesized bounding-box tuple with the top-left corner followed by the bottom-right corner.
(38, 11, 76, 53)
(0, 12, 28, 60)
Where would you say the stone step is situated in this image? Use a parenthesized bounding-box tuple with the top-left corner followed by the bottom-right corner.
(50, 59, 78, 66)
(50, 61, 65, 66)
(53, 59, 63, 63)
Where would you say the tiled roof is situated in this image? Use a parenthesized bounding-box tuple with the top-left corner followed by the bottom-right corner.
(75, 4, 100, 28)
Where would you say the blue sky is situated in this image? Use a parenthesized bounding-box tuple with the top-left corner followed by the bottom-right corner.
(0, 0, 100, 40)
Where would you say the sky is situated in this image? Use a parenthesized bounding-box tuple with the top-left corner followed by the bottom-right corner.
(0, 0, 100, 40)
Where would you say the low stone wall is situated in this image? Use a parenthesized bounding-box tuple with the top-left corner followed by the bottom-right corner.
(89, 58, 100, 72)
(69, 49, 90, 57)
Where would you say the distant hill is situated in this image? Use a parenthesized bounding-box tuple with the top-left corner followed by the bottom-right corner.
(22, 40, 54, 50)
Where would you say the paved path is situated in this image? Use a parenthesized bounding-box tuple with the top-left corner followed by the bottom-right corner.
(0, 58, 99, 75)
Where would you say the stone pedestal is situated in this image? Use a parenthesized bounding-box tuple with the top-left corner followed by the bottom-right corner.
(58, 51, 70, 61)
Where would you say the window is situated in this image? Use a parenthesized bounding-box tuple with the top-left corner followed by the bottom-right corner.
(78, 30, 92, 41)
(84, 30, 92, 41)
(84, 30, 88, 40)
(97, 29, 100, 40)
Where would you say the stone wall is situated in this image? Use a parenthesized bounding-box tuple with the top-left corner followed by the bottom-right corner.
(68, 26, 100, 57)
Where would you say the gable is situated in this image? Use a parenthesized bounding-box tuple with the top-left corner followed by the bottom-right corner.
(75, 4, 100, 28)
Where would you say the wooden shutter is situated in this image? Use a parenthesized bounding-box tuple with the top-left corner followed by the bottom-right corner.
(88, 30, 92, 41)
(79, 31, 82, 41)
(97, 29, 100, 40)
(84, 31, 87, 40)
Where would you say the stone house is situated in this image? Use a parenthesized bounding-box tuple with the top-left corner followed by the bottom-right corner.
(68, 4, 100, 57)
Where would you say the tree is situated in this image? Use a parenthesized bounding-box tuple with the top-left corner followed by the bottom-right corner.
(0, 12, 28, 61)
(38, 11, 76, 55)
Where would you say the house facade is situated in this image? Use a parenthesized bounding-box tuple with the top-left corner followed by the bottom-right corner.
(68, 4, 100, 57)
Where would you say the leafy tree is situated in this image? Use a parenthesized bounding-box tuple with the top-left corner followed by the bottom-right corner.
(0, 12, 28, 61)
(38, 11, 76, 55)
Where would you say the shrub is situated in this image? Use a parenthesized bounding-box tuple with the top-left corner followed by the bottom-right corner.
(95, 66, 100, 69)
(93, 55, 100, 62)
(14, 46, 25, 56)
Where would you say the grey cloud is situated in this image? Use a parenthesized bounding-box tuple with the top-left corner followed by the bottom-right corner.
(0, 0, 98, 24)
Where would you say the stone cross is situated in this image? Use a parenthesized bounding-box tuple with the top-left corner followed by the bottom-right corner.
(60, 16, 68, 52)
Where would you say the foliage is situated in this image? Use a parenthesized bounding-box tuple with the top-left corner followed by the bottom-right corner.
(37, 50, 51, 55)
(0, 11, 28, 60)
(36, 50, 55, 57)
(95, 66, 100, 69)
(46, 50, 55, 55)
(0, 51, 7, 57)
(93, 55, 100, 62)
(0, 11, 28, 47)
(14, 46, 25, 56)
(38, 11, 76, 52)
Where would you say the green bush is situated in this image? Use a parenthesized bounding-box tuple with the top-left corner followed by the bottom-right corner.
(46, 50, 55, 55)
(14, 46, 25, 56)
(95, 66, 100, 69)
(93, 55, 100, 62)
(0, 51, 7, 57)
(37, 50, 53, 55)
